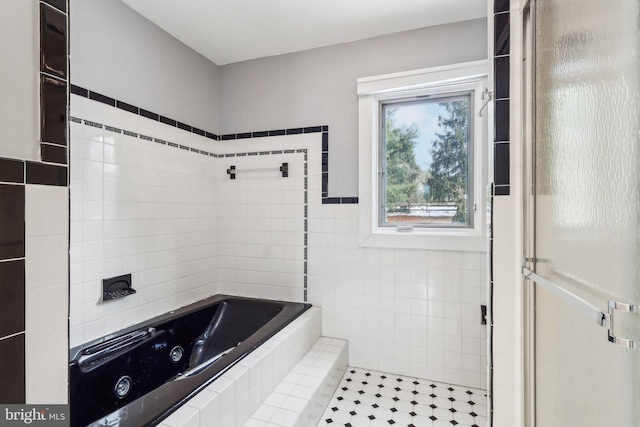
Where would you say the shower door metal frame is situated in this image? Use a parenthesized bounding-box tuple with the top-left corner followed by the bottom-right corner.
(521, 0, 537, 426)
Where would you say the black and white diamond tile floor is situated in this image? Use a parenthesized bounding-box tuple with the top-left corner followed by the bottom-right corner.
(317, 367, 487, 427)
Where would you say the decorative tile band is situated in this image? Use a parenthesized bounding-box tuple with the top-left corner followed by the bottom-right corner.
(70, 89, 359, 204)
(493, 4, 510, 197)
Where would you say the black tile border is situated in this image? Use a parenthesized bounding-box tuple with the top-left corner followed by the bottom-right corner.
(26, 161, 68, 186)
(493, 0, 510, 197)
(70, 87, 359, 204)
(0, 158, 25, 184)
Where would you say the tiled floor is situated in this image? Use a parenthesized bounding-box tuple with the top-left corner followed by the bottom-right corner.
(318, 368, 487, 427)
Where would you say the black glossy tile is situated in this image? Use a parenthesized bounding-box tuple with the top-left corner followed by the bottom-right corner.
(88, 91, 115, 107)
(268, 129, 286, 136)
(494, 185, 510, 196)
(177, 122, 191, 132)
(43, 0, 66, 13)
(494, 143, 510, 185)
(41, 143, 67, 165)
(286, 128, 303, 135)
(304, 126, 322, 133)
(205, 132, 218, 140)
(159, 116, 176, 127)
(192, 127, 206, 137)
(0, 334, 25, 403)
(322, 197, 341, 204)
(322, 172, 328, 193)
(40, 75, 67, 146)
(494, 56, 510, 100)
(140, 109, 159, 121)
(70, 84, 88, 98)
(0, 158, 24, 183)
(341, 197, 359, 204)
(494, 0, 509, 13)
(221, 134, 236, 141)
(322, 133, 329, 152)
(116, 100, 138, 114)
(237, 132, 252, 139)
(494, 99, 510, 142)
(252, 131, 268, 138)
(0, 260, 25, 337)
(322, 153, 328, 172)
(494, 13, 510, 56)
(0, 185, 25, 260)
(26, 161, 67, 186)
(40, 3, 67, 79)
(322, 125, 329, 132)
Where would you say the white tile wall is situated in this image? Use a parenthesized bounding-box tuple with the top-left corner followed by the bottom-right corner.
(25, 185, 69, 403)
(69, 95, 219, 347)
(69, 94, 488, 392)
(307, 203, 488, 389)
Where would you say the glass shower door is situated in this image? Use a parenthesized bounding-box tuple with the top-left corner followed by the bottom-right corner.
(528, 0, 640, 425)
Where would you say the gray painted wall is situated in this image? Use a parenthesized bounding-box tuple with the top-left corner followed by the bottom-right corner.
(0, 0, 39, 161)
(219, 19, 487, 197)
(70, 0, 219, 132)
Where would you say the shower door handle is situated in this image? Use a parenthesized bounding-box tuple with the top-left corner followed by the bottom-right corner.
(522, 267, 640, 350)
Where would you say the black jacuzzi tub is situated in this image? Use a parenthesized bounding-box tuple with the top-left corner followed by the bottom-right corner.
(69, 294, 310, 427)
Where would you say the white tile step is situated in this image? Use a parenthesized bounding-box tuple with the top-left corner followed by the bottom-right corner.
(243, 337, 348, 427)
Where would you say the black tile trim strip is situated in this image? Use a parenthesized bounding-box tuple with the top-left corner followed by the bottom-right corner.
(71, 84, 219, 140)
(493, 0, 510, 196)
(71, 87, 359, 204)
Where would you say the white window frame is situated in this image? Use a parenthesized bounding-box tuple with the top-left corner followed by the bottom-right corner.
(357, 60, 489, 251)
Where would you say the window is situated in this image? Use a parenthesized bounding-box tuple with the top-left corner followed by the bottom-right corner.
(380, 92, 473, 228)
(358, 61, 488, 251)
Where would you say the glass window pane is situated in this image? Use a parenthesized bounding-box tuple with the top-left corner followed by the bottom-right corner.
(381, 94, 471, 227)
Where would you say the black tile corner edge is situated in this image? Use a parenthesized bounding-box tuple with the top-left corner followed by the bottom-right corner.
(42, 0, 67, 13)
(116, 101, 139, 115)
(70, 84, 88, 98)
(494, 142, 510, 186)
(40, 144, 67, 165)
(494, 0, 509, 13)
(40, 74, 67, 146)
(40, 2, 67, 80)
(0, 259, 25, 338)
(494, 56, 510, 100)
(0, 333, 25, 404)
(322, 125, 329, 132)
(494, 13, 510, 56)
(494, 185, 510, 196)
(494, 99, 510, 142)
(0, 184, 25, 260)
(0, 158, 25, 183)
(26, 161, 68, 186)
(89, 91, 116, 107)
(322, 133, 329, 152)
(322, 197, 341, 204)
